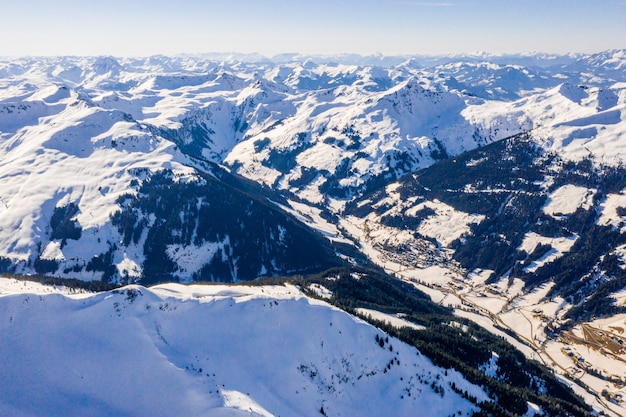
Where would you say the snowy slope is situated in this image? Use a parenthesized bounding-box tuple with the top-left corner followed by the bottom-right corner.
(0, 278, 486, 417)
(0, 79, 194, 275)
(464, 82, 626, 165)
(223, 75, 492, 204)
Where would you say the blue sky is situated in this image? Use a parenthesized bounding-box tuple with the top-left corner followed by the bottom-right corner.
(2, 0, 625, 56)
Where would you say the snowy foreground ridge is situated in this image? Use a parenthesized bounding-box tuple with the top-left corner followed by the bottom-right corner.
(0, 279, 486, 417)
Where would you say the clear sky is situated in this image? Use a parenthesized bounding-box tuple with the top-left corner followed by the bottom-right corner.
(1, 0, 625, 57)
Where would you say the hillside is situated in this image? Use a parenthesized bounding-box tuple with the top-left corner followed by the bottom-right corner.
(0, 270, 598, 417)
(0, 276, 488, 417)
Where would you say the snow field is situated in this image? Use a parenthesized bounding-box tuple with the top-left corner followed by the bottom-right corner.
(0, 279, 487, 417)
(355, 308, 426, 331)
(542, 185, 595, 217)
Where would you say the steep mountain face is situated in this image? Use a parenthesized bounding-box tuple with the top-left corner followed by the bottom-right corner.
(1, 271, 599, 417)
(111, 169, 340, 284)
(345, 76, 626, 322)
(222, 75, 491, 203)
(0, 57, 478, 282)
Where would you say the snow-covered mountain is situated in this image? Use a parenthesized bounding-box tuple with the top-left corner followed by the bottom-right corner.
(3, 52, 624, 283)
(0, 278, 488, 417)
(0, 58, 351, 282)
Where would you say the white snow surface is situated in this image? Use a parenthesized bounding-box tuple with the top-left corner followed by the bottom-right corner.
(0, 69, 197, 277)
(355, 308, 426, 331)
(464, 82, 626, 165)
(360, 182, 484, 250)
(166, 237, 231, 283)
(0, 278, 486, 417)
(0, 56, 494, 277)
(478, 351, 500, 378)
(518, 232, 578, 273)
(0, 53, 625, 416)
(597, 191, 626, 232)
(416, 201, 485, 247)
(542, 185, 596, 217)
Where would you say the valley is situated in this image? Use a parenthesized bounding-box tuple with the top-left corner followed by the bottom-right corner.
(341, 205, 626, 415)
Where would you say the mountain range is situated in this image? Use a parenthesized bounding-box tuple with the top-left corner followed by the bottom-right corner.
(1, 50, 626, 416)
